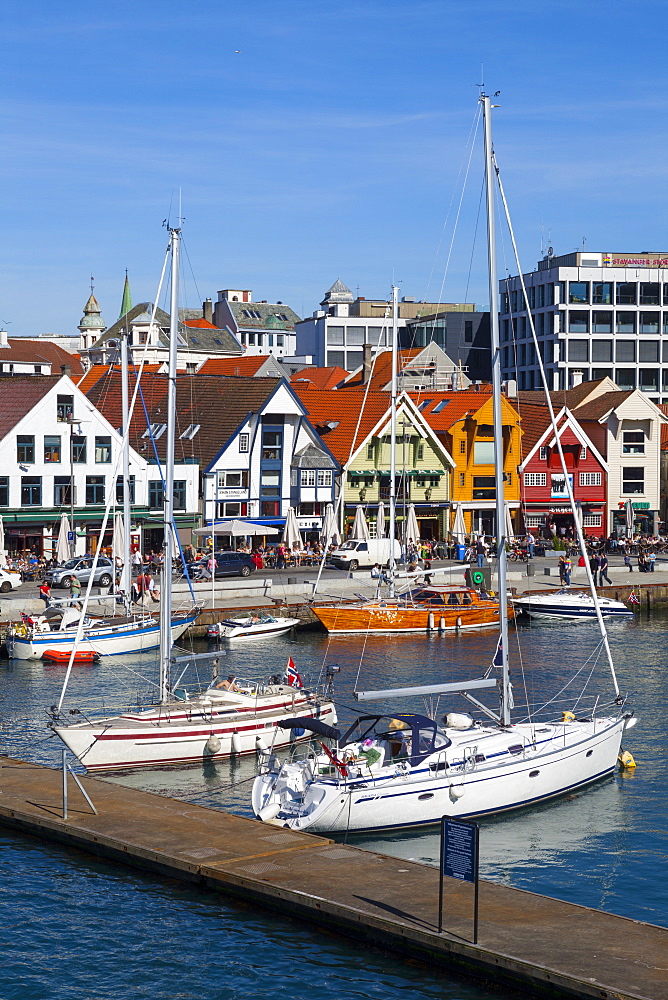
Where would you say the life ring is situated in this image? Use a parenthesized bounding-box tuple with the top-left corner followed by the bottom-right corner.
(319, 741, 348, 777)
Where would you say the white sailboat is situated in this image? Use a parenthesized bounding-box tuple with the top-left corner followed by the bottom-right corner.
(251, 95, 637, 834)
(50, 225, 336, 771)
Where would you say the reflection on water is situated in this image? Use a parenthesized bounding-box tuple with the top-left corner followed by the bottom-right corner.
(1, 606, 668, 928)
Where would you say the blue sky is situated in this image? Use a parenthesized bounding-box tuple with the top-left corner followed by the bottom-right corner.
(3, 0, 668, 336)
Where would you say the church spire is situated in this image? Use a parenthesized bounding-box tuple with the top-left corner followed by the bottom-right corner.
(119, 270, 133, 319)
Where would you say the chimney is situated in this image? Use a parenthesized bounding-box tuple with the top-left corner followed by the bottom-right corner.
(60, 363, 72, 377)
(362, 343, 373, 384)
(506, 378, 517, 398)
(203, 298, 213, 323)
(571, 370, 584, 388)
(0, 330, 8, 348)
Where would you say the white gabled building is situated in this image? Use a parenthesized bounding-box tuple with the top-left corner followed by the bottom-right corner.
(201, 380, 339, 539)
(0, 375, 198, 558)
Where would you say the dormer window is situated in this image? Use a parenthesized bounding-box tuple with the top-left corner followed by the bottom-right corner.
(142, 423, 167, 440)
(57, 395, 74, 422)
(179, 424, 200, 440)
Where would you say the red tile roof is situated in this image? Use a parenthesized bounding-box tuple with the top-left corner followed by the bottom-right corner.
(182, 317, 219, 329)
(339, 349, 422, 390)
(292, 386, 391, 464)
(0, 375, 61, 439)
(0, 339, 84, 374)
(289, 366, 348, 390)
(197, 357, 271, 376)
(83, 369, 282, 466)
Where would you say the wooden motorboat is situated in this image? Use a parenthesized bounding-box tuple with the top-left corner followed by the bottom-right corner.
(311, 584, 514, 634)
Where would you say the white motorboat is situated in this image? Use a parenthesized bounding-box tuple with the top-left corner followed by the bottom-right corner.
(251, 94, 637, 835)
(6, 606, 198, 660)
(52, 672, 337, 772)
(512, 590, 633, 622)
(207, 611, 300, 641)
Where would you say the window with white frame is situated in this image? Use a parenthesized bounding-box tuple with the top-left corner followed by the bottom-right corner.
(524, 473, 547, 486)
(525, 515, 545, 527)
(580, 446, 587, 459)
(622, 430, 645, 454)
(580, 472, 601, 486)
(622, 467, 644, 494)
(239, 433, 249, 453)
(582, 513, 602, 527)
(539, 446, 547, 460)
(217, 470, 248, 489)
(317, 470, 332, 487)
(301, 469, 316, 487)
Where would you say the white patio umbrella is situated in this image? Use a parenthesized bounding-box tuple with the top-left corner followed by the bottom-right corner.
(351, 505, 370, 541)
(192, 521, 279, 538)
(451, 503, 466, 542)
(320, 503, 339, 546)
(112, 512, 125, 566)
(0, 515, 5, 567)
(283, 507, 302, 550)
(504, 502, 514, 543)
(405, 503, 420, 546)
(55, 514, 71, 563)
(375, 502, 386, 539)
(625, 499, 635, 536)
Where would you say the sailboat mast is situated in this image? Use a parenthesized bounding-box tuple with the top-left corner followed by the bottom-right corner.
(482, 94, 511, 727)
(120, 329, 132, 610)
(159, 226, 180, 704)
(388, 284, 399, 594)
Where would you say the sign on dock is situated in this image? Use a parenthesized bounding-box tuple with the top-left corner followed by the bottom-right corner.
(439, 816, 480, 942)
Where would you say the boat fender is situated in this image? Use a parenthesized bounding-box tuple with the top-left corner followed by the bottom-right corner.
(618, 750, 636, 769)
(427, 612, 434, 631)
(231, 731, 241, 755)
(257, 802, 281, 823)
(204, 734, 221, 755)
(256, 737, 268, 751)
(449, 784, 465, 800)
(439, 617, 446, 631)
(561, 710, 576, 722)
(444, 712, 474, 730)
(456, 616, 462, 630)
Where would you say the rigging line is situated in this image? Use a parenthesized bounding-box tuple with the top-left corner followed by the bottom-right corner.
(415, 108, 482, 378)
(514, 645, 602, 721)
(494, 156, 620, 698)
(423, 103, 482, 304)
(463, 174, 486, 306)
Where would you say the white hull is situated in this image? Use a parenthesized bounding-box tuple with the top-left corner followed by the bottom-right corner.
(54, 686, 337, 771)
(208, 616, 300, 640)
(513, 593, 632, 622)
(253, 715, 636, 834)
(8, 614, 197, 660)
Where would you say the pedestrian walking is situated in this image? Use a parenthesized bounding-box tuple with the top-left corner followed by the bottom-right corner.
(70, 576, 82, 608)
(599, 553, 612, 586)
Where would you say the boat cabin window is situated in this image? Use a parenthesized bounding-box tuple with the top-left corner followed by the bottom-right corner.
(462, 592, 472, 605)
(447, 593, 460, 606)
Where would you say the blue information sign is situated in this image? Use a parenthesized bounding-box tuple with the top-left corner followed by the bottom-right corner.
(67, 531, 74, 542)
(441, 817, 478, 883)
(439, 816, 480, 942)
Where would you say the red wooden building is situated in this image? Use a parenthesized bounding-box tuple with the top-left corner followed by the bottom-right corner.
(519, 406, 608, 538)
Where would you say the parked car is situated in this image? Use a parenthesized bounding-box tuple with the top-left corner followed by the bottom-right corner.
(45, 557, 114, 589)
(0, 567, 22, 593)
(189, 551, 256, 579)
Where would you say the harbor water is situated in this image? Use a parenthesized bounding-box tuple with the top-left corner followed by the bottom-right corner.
(1, 607, 667, 999)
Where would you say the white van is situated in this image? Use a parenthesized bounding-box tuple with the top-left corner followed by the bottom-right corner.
(329, 538, 402, 571)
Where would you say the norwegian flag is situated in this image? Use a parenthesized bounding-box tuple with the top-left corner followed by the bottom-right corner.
(20, 611, 34, 625)
(628, 590, 641, 606)
(284, 656, 303, 688)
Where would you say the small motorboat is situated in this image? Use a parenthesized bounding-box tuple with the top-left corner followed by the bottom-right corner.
(43, 648, 101, 664)
(207, 611, 300, 640)
(512, 589, 633, 622)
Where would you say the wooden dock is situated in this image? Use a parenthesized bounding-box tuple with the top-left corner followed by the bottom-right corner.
(0, 754, 665, 1000)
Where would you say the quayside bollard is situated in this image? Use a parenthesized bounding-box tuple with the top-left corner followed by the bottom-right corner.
(62, 749, 98, 820)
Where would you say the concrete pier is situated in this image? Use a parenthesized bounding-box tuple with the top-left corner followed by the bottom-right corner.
(0, 755, 665, 1000)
